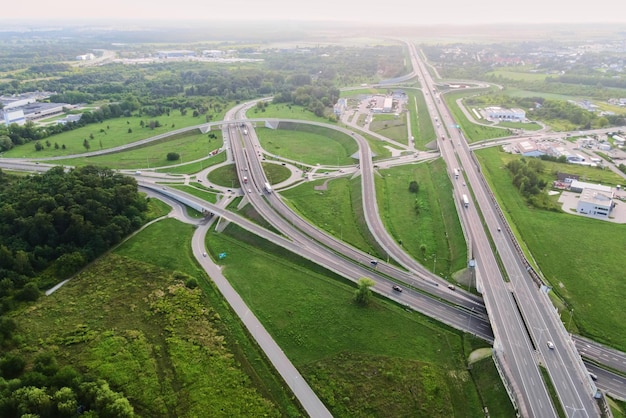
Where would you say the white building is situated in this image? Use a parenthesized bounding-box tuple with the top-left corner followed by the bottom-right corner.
(484, 106, 526, 122)
(2, 109, 26, 126)
(383, 97, 393, 113)
(577, 188, 614, 219)
(202, 50, 223, 58)
(569, 180, 612, 194)
(157, 50, 195, 59)
(76, 53, 95, 61)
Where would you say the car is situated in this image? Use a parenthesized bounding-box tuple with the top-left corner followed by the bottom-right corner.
(392, 285, 403, 292)
(197, 179, 202, 182)
(447, 284, 456, 291)
(202, 252, 207, 257)
(497, 227, 501, 232)
(589, 372, 598, 381)
(547, 341, 555, 349)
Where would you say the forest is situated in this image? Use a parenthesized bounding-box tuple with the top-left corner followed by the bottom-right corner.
(0, 166, 148, 315)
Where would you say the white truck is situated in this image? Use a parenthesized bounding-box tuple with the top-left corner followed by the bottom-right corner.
(453, 168, 459, 179)
(264, 182, 272, 193)
(462, 194, 469, 208)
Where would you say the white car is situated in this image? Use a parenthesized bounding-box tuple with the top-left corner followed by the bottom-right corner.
(547, 341, 555, 349)
(202, 252, 207, 257)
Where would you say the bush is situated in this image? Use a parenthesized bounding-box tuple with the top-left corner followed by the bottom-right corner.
(166, 152, 180, 161)
(0, 353, 26, 378)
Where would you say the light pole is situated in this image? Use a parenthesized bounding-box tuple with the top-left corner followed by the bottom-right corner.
(568, 309, 574, 330)
(432, 254, 437, 274)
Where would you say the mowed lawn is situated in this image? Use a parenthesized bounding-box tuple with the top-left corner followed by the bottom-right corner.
(282, 176, 383, 257)
(256, 126, 358, 166)
(477, 147, 626, 350)
(205, 223, 508, 417)
(4, 112, 214, 159)
(377, 159, 468, 276)
(51, 130, 223, 170)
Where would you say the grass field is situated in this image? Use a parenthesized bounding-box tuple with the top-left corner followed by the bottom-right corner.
(282, 177, 382, 256)
(49, 130, 223, 170)
(205, 223, 512, 417)
(497, 121, 543, 131)
(487, 70, 549, 82)
(5, 112, 216, 159)
(376, 159, 468, 277)
(444, 91, 512, 143)
(156, 151, 227, 175)
(369, 113, 408, 144)
(476, 147, 626, 351)
(12, 218, 301, 417)
(408, 89, 437, 149)
(246, 102, 337, 124)
(256, 125, 358, 166)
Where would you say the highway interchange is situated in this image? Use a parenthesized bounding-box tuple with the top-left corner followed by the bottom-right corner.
(2, 41, 626, 417)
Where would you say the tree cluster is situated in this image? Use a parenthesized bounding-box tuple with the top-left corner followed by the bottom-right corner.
(0, 351, 134, 417)
(505, 158, 558, 210)
(0, 166, 148, 315)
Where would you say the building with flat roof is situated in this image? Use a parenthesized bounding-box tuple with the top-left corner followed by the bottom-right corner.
(157, 50, 195, 59)
(516, 140, 546, 157)
(569, 180, 612, 194)
(577, 188, 614, 219)
(2, 109, 26, 126)
(484, 106, 526, 122)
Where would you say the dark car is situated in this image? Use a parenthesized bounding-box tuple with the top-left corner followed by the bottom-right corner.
(392, 285, 403, 292)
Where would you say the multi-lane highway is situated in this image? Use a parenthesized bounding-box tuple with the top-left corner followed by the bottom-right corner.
(411, 43, 600, 416)
(4, 40, 625, 417)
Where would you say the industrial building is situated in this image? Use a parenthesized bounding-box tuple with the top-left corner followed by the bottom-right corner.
(569, 181, 615, 219)
(156, 50, 196, 59)
(484, 106, 526, 122)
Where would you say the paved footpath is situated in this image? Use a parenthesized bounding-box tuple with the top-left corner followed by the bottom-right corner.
(192, 222, 332, 418)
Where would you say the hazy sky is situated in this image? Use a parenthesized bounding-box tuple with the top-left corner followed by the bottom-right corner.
(4, 0, 626, 25)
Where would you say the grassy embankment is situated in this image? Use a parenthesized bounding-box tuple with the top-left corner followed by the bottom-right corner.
(443, 90, 515, 143)
(52, 130, 224, 171)
(408, 89, 437, 150)
(369, 113, 408, 145)
(12, 209, 302, 416)
(476, 146, 626, 350)
(207, 163, 291, 189)
(206, 222, 514, 417)
(6, 112, 220, 159)
(256, 124, 358, 167)
(282, 157, 467, 278)
(376, 158, 468, 278)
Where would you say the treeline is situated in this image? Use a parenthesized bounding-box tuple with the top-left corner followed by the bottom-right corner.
(0, 166, 148, 313)
(0, 351, 134, 417)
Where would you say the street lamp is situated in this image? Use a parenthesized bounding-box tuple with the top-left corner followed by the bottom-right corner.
(432, 254, 437, 274)
(568, 309, 574, 330)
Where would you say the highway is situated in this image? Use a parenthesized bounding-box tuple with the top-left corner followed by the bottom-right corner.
(3, 43, 625, 416)
(411, 43, 599, 416)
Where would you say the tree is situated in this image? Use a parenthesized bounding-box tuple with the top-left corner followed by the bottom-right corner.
(408, 180, 419, 193)
(354, 277, 376, 306)
(166, 152, 180, 161)
(83, 139, 90, 150)
(0, 353, 26, 378)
